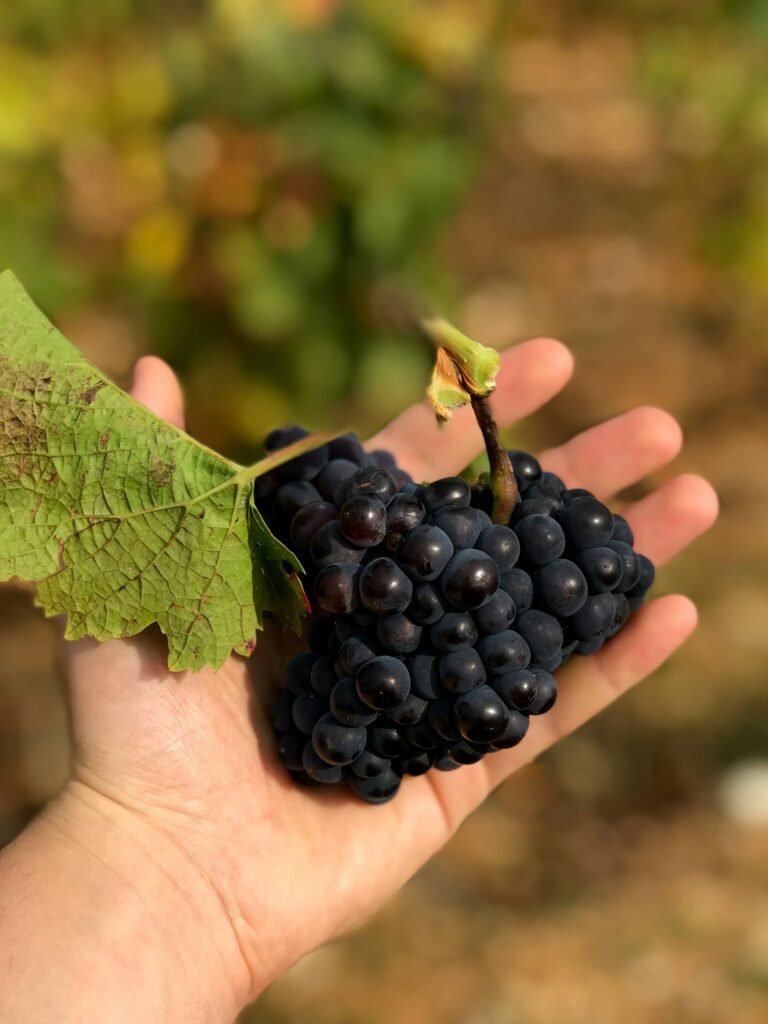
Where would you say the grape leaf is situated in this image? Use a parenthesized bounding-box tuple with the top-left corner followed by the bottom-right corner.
(0, 270, 312, 672)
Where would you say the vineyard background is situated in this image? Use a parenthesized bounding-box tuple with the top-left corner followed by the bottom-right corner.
(1, 2, 767, 1022)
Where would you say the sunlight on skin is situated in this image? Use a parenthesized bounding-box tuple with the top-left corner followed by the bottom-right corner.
(27, 346, 719, 993)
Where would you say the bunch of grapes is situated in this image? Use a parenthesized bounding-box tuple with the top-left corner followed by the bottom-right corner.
(260, 427, 654, 805)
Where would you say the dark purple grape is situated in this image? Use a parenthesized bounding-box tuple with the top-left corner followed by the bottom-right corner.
(453, 686, 509, 743)
(607, 592, 631, 636)
(316, 459, 359, 502)
(430, 507, 484, 549)
(274, 481, 323, 519)
(445, 741, 485, 764)
(329, 677, 378, 726)
(427, 697, 462, 742)
(477, 524, 520, 572)
(302, 743, 345, 783)
(515, 610, 563, 662)
(500, 568, 534, 613)
(607, 540, 642, 592)
(397, 525, 454, 582)
(349, 769, 401, 804)
(512, 496, 561, 522)
(611, 513, 634, 545)
(569, 592, 616, 640)
(477, 630, 531, 675)
(473, 590, 516, 635)
(421, 477, 471, 512)
(376, 614, 422, 654)
(311, 713, 367, 766)
(336, 466, 396, 507)
(533, 559, 588, 617)
(285, 652, 314, 695)
(384, 493, 426, 550)
(430, 612, 478, 652)
(489, 709, 530, 750)
(358, 558, 413, 615)
(270, 692, 295, 733)
(265, 425, 310, 451)
(368, 449, 398, 471)
(367, 724, 405, 759)
(351, 749, 391, 778)
(527, 669, 557, 714)
(508, 450, 542, 485)
(356, 656, 411, 710)
(401, 720, 441, 750)
(438, 647, 487, 693)
(292, 690, 328, 734)
(515, 514, 566, 565)
(339, 495, 387, 548)
(492, 668, 537, 711)
(277, 733, 304, 771)
(407, 654, 444, 700)
(310, 655, 338, 698)
(279, 443, 329, 482)
(539, 471, 566, 495)
(310, 521, 365, 568)
(574, 546, 623, 592)
(407, 582, 448, 625)
(627, 553, 655, 598)
(399, 752, 433, 776)
(314, 562, 361, 615)
(290, 501, 338, 550)
(576, 636, 605, 655)
(328, 433, 366, 463)
(557, 496, 613, 549)
(337, 634, 378, 675)
(440, 549, 500, 610)
(434, 756, 461, 771)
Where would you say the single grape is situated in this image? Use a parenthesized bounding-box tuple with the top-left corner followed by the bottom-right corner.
(351, 749, 391, 778)
(328, 433, 366, 464)
(368, 449, 398, 471)
(310, 655, 338, 698)
(427, 697, 462, 742)
(407, 654, 444, 700)
(401, 720, 442, 751)
(358, 558, 414, 615)
(438, 647, 487, 693)
(488, 708, 530, 749)
(539, 471, 566, 495)
(515, 514, 566, 565)
(310, 521, 365, 568)
(512, 496, 561, 522)
(473, 590, 516, 635)
(290, 501, 338, 551)
(500, 568, 534, 613)
(292, 690, 328, 735)
(356, 656, 411, 710)
(569, 592, 616, 640)
(527, 669, 558, 714)
(407, 582, 448, 625)
(606, 592, 631, 636)
(477, 524, 520, 572)
(515, 610, 563, 663)
(339, 495, 387, 548)
(611, 513, 634, 545)
(576, 636, 604, 655)
(311, 713, 367, 766)
(314, 562, 361, 615)
(280, 443, 330, 482)
(607, 540, 642, 592)
(397, 525, 454, 581)
(399, 752, 433, 776)
(430, 507, 484, 549)
(336, 465, 396, 507)
(330, 677, 378, 727)
(573, 546, 623, 592)
(316, 459, 359, 502)
(284, 652, 314, 695)
(265, 425, 310, 451)
(384, 493, 426, 551)
(274, 481, 323, 519)
(441, 549, 500, 610)
(376, 614, 423, 654)
(508, 449, 542, 485)
(492, 668, 537, 711)
(302, 742, 345, 784)
(349, 769, 401, 804)
(277, 733, 304, 771)
(627, 553, 655, 598)
(366, 724, 405, 759)
(533, 558, 588, 616)
(557, 496, 613, 549)
(477, 630, 532, 675)
(421, 476, 472, 512)
(453, 686, 509, 743)
(444, 741, 485, 765)
(430, 612, 478, 652)
(270, 692, 295, 733)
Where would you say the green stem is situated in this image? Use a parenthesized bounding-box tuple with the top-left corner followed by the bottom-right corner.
(470, 393, 518, 525)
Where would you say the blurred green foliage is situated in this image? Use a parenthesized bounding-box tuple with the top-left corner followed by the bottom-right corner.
(0, 0, 506, 455)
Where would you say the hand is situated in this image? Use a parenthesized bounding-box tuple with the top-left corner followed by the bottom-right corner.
(2, 340, 718, 1020)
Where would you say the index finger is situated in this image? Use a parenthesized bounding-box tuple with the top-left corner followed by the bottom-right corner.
(367, 338, 574, 481)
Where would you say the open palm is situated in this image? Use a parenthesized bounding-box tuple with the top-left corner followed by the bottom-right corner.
(58, 340, 717, 999)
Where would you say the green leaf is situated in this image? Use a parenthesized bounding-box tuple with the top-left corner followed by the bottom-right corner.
(0, 270, 309, 672)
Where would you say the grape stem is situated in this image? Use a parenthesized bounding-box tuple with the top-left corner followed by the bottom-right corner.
(470, 393, 518, 525)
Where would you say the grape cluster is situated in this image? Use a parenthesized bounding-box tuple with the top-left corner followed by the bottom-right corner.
(259, 428, 655, 805)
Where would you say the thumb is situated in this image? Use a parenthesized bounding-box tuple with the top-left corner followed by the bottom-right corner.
(130, 355, 186, 428)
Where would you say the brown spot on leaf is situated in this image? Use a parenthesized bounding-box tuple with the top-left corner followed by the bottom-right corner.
(99, 430, 110, 450)
(80, 381, 106, 404)
(149, 453, 176, 489)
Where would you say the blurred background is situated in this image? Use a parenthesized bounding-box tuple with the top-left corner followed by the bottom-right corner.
(1, 1, 767, 1021)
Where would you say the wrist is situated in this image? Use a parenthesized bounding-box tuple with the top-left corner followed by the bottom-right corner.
(0, 781, 256, 1023)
